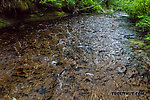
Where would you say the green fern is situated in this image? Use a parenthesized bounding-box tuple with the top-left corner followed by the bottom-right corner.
(136, 16, 150, 31)
(145, 33, 150, 42)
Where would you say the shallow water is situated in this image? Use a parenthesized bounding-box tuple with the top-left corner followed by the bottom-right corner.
(0, 12, 150, 100)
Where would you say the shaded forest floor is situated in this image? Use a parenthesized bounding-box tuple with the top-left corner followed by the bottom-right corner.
(0, 12, 150, 100)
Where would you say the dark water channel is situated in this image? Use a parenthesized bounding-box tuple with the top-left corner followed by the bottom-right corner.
(0, 12, 150, 100)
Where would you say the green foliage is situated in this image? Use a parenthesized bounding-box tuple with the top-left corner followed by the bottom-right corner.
(136, 16, 150, 32)
(78, 0, 101, 12)
(66, 0, 76, 6)
(129, 39, 146, 47)
(118, 0, 150, 43)
(0, 18, 10, 28)
(100, 0, 118, 9)
(0, 0, 30, 11)
(102, 0, 150, 44)
(145, 33, 150, 42)
(92, 4, 101, 11)
(40, 0, 57, 4)
(39, 0, 102, 12)
(39, 0, 64, 8)
(79, 0, 95, 7)
(39, 0, 77, 8)
(0, 0, 102, 16)
(122, 0, 150, 18)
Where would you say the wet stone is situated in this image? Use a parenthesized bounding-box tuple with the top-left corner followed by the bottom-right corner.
(35, 88, 47, 94)
(84, 78, 91, 82)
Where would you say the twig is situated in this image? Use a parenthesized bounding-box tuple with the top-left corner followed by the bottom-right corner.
(79, 0, 105, 12)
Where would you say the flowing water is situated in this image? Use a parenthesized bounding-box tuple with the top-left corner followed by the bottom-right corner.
(0, 12, 150, 100)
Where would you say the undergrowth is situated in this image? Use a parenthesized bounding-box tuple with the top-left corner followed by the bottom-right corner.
(39, 0, 102, 12)
(118, 0, 150, 43)
(103, 0, 150, 43)
(0, 0, 149, 44)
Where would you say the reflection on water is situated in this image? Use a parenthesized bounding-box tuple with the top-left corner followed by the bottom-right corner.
(0, 12, 149, 99)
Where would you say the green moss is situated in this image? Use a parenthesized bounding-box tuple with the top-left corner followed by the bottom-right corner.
(0, 18, 10, 28)
(129, 39, 146, 46)
(26, 11, 68, 22)
(55, 11, 66, 17)
(105, 9, 114, 15)
(129, 39, 150, 58)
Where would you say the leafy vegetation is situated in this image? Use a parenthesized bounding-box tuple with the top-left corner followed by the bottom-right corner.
(97, 0, 150, 44)
(145, 33, 150, 42)
(0, 0, 103, 27)
(38, 0, 102, 12)
(116, 0, 150, 43)
(0, 18, 10, 28)
(0, 0, 103, 18)
(0, 0, 150, 43)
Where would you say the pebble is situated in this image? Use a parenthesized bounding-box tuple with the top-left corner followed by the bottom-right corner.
(52, 61, 57, 65)
(13, 97, 17, 100)
(118, 66, 127, 73)
(127, 69, 138, 78)
(85, 73, 94, 76)
(77, 46, 84, 48)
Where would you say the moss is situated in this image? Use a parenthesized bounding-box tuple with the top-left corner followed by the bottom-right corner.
(55, 11, 66, 17)
(129, 39, 146, 48)
(0, 18, 10, 28)
(26, 11, 68, 22)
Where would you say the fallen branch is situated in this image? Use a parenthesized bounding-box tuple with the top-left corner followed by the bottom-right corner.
(79, 0, 105, 11)
(68, 0, 106, 14)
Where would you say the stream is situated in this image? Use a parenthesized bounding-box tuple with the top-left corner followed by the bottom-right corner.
(0, 12, 150, 100)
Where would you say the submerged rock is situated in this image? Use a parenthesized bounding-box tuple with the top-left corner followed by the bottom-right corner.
(117, 66, 127, 73)
(52, 61, 57, 65)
